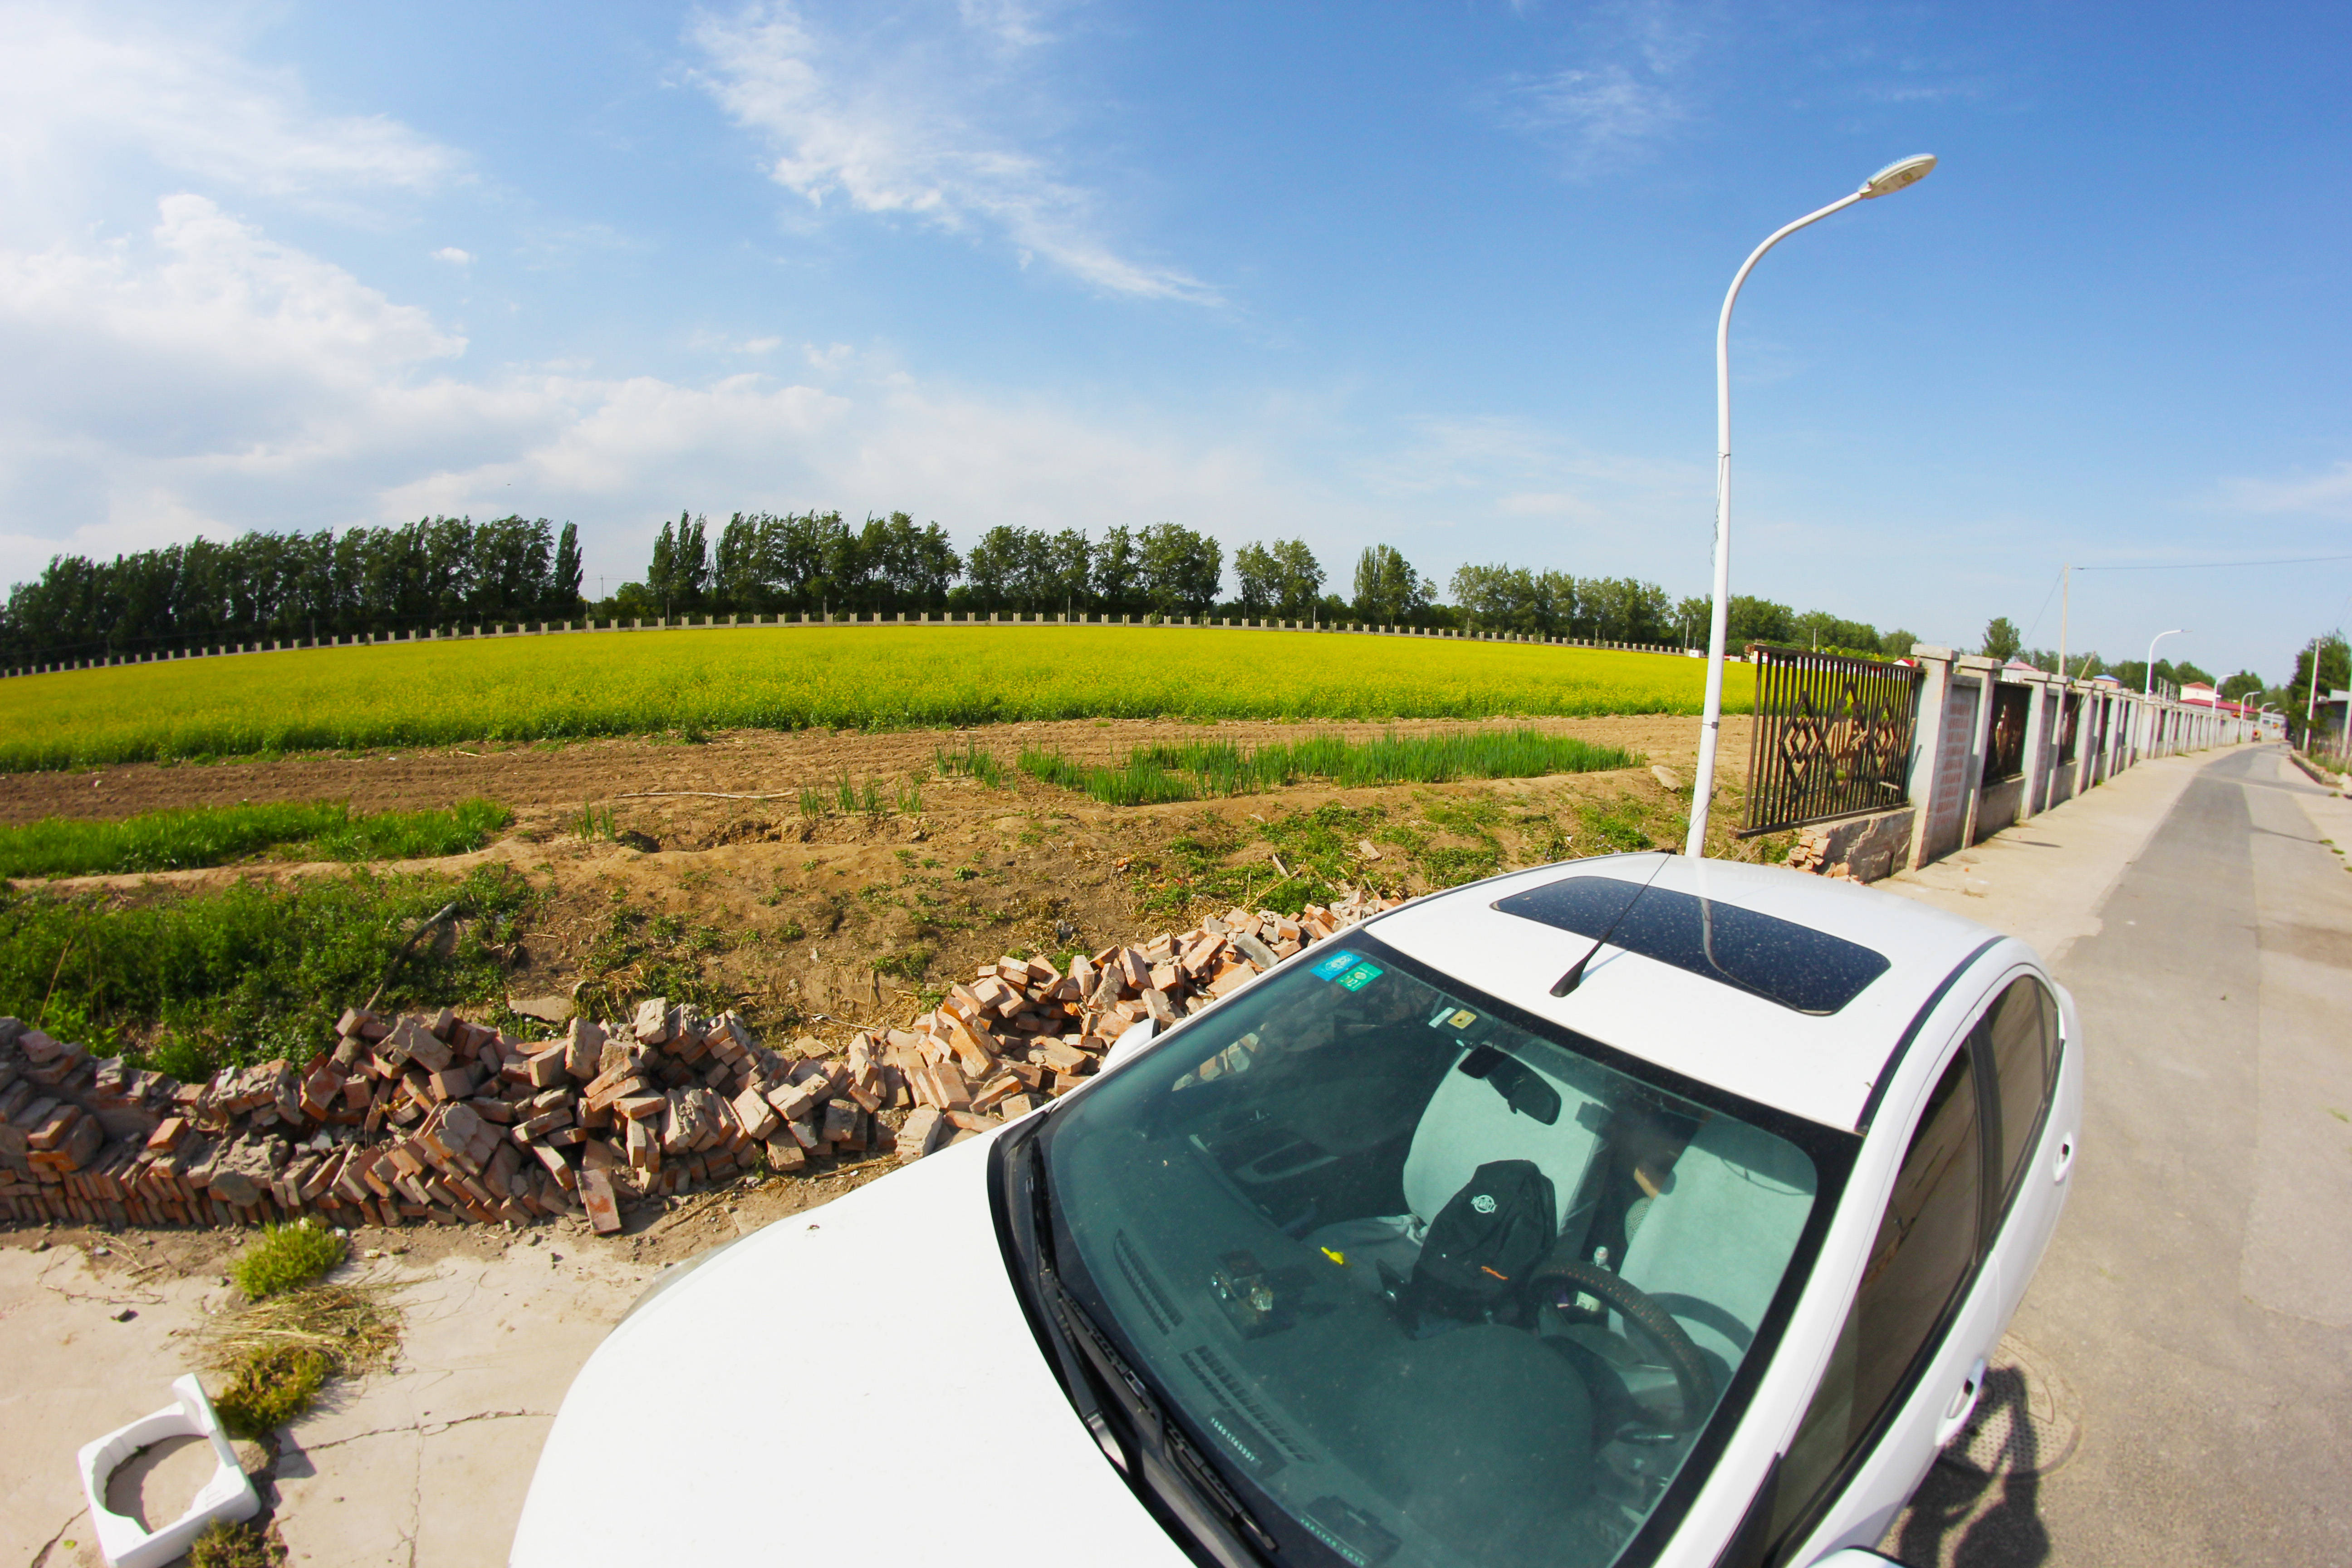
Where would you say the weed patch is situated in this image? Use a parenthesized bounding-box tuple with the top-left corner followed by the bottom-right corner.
(199, 1280, 400, 1439)
(1020, 727, 1637, 806)
(0, 863, 534, 1076)
(212, 1344, 329, 1438)
(189, 1519, 278, 1568)
(0, 798, 512, 878)
(233, 1220, 346, 1301)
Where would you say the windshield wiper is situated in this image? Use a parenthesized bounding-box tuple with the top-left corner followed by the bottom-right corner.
(1014, 1135, 1279, 1567)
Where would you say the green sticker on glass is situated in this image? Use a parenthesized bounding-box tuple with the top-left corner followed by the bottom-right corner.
(1336, 961, 1384, 992)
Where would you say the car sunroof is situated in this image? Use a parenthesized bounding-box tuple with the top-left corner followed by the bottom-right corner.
(1491, 872, 1892, 1015)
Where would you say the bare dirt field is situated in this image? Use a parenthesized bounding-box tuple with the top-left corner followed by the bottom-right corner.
(0, 714, 1755, 1053)
(0, 712, 1724, 822)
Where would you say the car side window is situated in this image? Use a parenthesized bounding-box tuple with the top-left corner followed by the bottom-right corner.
(1761, 1044, 1984, 1559)
(1978, 976, 2057, 1210)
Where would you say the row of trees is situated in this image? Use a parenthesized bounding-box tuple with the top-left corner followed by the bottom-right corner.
(616, 513, 1228, 621)
(4, 504, 1950, 665)
(0, 517, 581, 663)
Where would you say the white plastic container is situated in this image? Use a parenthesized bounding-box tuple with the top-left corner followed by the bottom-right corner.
(75, 1375, 260, 1568)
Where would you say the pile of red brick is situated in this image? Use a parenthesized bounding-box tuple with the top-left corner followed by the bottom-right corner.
(0, 892, 1394, 1236)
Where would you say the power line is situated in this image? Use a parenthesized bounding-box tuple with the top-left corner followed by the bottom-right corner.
(2073, 552, 2352, 573)
(2019, 564, 2068, 648)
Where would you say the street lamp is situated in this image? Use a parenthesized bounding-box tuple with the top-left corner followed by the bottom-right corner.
(1686, 155, 1938, 857)
(2143, 628, 2186, 699)
(2142, 628, 2185, 757)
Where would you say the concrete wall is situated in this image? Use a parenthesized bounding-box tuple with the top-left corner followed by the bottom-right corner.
(1817, 648, 2256, 883)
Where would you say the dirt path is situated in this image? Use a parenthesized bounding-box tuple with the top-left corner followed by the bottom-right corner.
(0, 713, 1740, 824)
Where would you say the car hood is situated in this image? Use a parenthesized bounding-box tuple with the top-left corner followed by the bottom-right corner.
(511, 1132, 1190, 1567)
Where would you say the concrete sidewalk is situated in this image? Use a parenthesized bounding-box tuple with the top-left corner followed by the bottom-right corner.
(1872, 749, 2216, 963)
(3, 1229, 658, 1568)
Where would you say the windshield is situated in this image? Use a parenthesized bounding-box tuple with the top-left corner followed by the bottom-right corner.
(1032, 933, 1846, 1568)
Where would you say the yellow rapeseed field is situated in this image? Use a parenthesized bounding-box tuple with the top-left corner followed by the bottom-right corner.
(0, 625, 1749, 770)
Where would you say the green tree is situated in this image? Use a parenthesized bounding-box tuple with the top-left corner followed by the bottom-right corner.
(551, 523, 583, 615)
(1980, 616, 2022, 662)
(1137, 523, 1223, 617)
(1092, 525, 1144, 615)
(2218, 670, 2267, 702)
(1267, 539, 1324, 620)
(1231, 542, 1279, 616)
(1727, 595, 1796, 647)
(646, 516, 679, 618)
(1352, 545, 1429, 625)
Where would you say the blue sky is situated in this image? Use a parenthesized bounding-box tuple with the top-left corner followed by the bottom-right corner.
(2, 0, 2346, 679)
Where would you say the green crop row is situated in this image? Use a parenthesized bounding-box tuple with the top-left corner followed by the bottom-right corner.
(0, 799, 512, 878)
(1017, 727, 1640, 806)
(0, 627, 1745, 771)
(0, 865, 534, 1078)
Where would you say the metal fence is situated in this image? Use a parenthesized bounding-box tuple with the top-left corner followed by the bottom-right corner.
(1741, 645, 1924, 836)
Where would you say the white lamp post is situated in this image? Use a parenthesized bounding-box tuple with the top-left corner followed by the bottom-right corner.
(1685, 154, 1938, 857)
(2143, 627, 2185, 756)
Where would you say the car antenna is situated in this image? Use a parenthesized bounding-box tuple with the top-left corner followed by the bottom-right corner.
(1550, 850, 1675, 998)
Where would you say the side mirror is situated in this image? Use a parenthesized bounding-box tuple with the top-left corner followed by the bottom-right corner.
(1101, 1017, 1156, 1074)
(1807, 1551, 1906, 1567)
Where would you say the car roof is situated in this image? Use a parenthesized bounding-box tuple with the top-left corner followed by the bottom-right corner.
(1360, 853, 2013, 1132)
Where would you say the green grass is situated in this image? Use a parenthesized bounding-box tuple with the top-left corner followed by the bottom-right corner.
(1018, 727, 1638, 806)
(189, 1520, 276, 1568)
(232, 1220, 347, 1300)
(0, 863, 534, 1077)
(201, 1279, 401, 1441)
(935, 738, 1008, 787)
(212, 1343, 329, 1438)
(0, 798, 512, 877)
(0, 627, 1746, 770)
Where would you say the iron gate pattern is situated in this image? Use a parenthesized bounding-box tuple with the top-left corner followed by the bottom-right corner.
(1742, 645, 1923, 836)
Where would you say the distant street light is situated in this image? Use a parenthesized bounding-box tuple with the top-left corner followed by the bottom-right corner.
(1686, 155, 1938, 857)
(2143, 628, 2186, 756)
(2143, 628, 2186, 699)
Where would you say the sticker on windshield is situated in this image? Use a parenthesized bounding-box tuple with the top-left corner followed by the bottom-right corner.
(1430, 1005, 1480, 1032)
(1310, 949, 1362, 981)
(1334, 961, 1384, 992)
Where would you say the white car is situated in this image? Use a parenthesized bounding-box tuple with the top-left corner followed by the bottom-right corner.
(515, 853, 2079, 1568)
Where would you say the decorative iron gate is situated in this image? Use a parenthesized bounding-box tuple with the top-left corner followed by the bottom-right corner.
(1740, 645, 1923, 836)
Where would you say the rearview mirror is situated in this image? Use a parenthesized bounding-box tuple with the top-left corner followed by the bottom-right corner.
(1102, 1017, 1157, 1073)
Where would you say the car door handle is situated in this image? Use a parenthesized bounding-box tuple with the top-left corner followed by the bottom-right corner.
(2052, 1132, 2077, 1183)
(1935, 1357, 1988, 1448)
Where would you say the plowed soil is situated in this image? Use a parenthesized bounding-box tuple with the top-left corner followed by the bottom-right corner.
(0, 715, 1757, 1044)
(0, 713, 1725, 824)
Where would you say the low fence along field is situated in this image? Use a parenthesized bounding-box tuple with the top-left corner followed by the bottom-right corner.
(0, 625, 1748, 770)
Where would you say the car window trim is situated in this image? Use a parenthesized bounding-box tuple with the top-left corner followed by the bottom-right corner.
(1853, 937, 2004, 1137)
(989, 1121, 1276, 1568)
(1982, 975, 2064, 1225)
(1764, 1021, 1999, 1566)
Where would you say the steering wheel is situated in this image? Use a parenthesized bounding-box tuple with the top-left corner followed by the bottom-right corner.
(1531, 1256, 1716, 1433)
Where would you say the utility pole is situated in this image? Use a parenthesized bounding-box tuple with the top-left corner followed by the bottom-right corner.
(2057, 564, 2069, 678)
(2307, 638, 2322, 746)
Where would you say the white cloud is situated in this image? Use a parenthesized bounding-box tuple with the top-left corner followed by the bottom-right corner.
(1496, 0, 1713, 175)
(2219, 461, 2352, 516)
(0, 4, 461, 206)
(431, 246, 474, 265)
(0, 195, 1302, 592)
(687, 2, 1217, 303)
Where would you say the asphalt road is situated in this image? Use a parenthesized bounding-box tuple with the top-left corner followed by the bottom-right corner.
(1891, 746, 2352, 1566)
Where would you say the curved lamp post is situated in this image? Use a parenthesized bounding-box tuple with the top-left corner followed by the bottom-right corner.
(1685, 154, 1938, 858)
(2142, 627, 2185, 755)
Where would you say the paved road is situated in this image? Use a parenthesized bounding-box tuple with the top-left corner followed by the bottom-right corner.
(1890, 745, 2352, 1566)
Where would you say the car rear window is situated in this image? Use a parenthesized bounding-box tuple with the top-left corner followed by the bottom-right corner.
(1492, 872, 1891, 1015)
